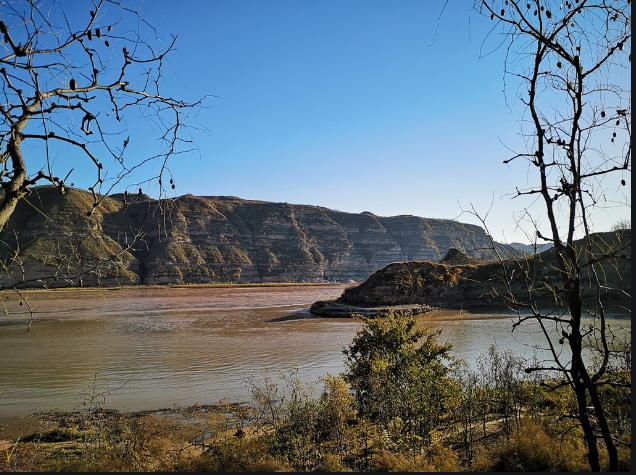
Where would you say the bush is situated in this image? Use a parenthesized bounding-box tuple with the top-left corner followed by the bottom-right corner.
(321, 453, 352, 472)
(472, 419, 587, 472)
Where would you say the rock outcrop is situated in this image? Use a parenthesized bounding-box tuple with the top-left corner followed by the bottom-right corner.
(311, 230, 631, 316)
(439, 248, 474, 265)
(1, 187, 496, 287)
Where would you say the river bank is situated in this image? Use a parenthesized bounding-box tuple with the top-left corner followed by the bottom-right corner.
(0, 402, 228, 450)
(7, 281, 348, 294)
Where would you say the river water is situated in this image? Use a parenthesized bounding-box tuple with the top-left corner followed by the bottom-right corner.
(0, 285, 630, 417)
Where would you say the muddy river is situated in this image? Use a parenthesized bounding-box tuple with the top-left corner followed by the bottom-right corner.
(0, 285, 629, 417)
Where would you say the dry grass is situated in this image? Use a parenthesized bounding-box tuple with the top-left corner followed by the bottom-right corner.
(470, 419, 592, 472)
(0, 411, 630, 472)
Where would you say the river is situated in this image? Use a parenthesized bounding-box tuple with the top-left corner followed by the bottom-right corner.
(0, 285, 630, 417)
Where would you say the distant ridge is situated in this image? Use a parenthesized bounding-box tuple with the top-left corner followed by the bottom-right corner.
(507, 241, 554, 255)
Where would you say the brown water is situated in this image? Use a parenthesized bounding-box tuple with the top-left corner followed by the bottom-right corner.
(0, 286, 630, 417)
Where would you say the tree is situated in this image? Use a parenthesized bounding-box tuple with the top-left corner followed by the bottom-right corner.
(0, 0, 204, 231)
(473, 0, 631, 471)
(343, 311, 455, 452)
(610, 217, 631, 231)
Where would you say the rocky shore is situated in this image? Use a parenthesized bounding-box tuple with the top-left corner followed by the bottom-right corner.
(309, 300, 437, 318)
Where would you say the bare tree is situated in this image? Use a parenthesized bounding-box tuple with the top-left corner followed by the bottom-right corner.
(610, 217, 631, 231)
(0, 0, 205, 231)
(472, 0, 630, 471)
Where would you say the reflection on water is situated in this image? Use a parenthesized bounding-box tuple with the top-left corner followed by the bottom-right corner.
(0, 286, 630, 417)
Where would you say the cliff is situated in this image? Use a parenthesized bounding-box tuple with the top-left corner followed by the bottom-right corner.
(1, 187, 496, 287)
(310, 230, 631, 315)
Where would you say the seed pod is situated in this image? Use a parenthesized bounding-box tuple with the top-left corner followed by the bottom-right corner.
(546, 10, 551, 18)
(90, 11, 95, 18)
(108, 25, 113, 32)
(104, 40, 110, 47)
(124, 190, 128, 196)
(87, 29, 93, 40)
(621, 179, 626, 186)
(611, 138, 614, 143)
(557, 61, 562, 68)
(540, 6, 544, 11)
(601, 110, 606, 118)
(613, 132, 617, 137)
(95, 28, 101, 38)
(491, 13, 494, 20)
(171, 184, 176, 189)
(500, 9, 505, 15)
(138, 188, 143, 196)
(534, 10, 538, 16)
(170, 178, 174, 184)
(616, 120, 620, 125)
(69, 78, 77, 90)
(526, 3, 530, 8)
(87, 211, 93, 216)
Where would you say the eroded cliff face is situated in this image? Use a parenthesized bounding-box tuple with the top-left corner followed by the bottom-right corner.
(1, 187, 495, 286)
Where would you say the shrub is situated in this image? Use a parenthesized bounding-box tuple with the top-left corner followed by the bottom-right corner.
(472, 419, 586, 472)
(321, 453, 352, 472)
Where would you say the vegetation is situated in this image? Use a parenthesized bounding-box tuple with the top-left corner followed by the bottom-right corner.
(2, 311, 630, 472)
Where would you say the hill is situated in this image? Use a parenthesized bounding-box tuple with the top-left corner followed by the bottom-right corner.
(310, 230, 631, 316)
(1, 187, 498, 287)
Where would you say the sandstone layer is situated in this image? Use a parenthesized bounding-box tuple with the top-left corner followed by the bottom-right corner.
(1, 187, 497, 287)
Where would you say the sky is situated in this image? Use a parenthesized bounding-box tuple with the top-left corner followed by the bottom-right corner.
(17, 0, 632, 243)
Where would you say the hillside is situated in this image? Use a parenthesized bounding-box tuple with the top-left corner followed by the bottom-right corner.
(1, 187, 497, 287)
(311, 230, 631, 315)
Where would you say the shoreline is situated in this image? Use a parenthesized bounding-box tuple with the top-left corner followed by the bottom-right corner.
(0, 402, 240, 450)
(10, 282, 351, 293)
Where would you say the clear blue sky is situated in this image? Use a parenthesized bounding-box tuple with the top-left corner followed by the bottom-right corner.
(44, 0, 632, 243)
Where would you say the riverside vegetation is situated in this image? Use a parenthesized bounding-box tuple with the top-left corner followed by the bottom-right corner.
(1, 312, 630, 472)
